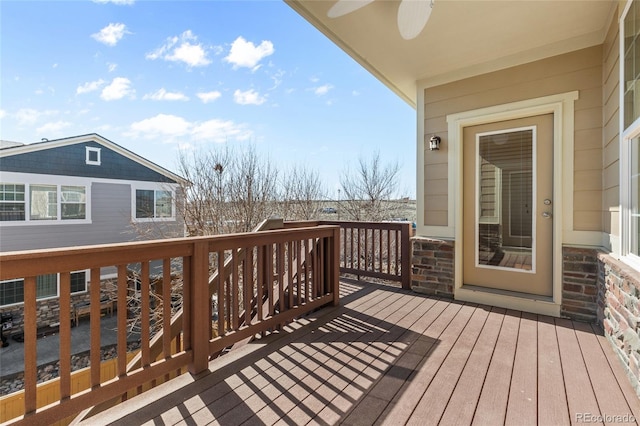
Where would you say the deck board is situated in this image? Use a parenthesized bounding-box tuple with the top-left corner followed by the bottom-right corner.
(85, 281, 640, 426)
(471, 309, 520, 426)
(504, 311, 537, 426)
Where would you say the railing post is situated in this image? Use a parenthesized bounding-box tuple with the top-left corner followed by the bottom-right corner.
(189, 240, 210, 375)
(331, 227, 340, 306)
(401, 222, 412, 290)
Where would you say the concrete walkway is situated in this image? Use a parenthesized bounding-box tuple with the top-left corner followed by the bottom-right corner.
(0, 315, 123, 378)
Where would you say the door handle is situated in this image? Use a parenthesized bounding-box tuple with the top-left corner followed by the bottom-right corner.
(542, 211, 552, 219)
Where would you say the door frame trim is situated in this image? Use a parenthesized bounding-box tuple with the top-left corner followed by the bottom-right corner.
(446, 91, 579, 316)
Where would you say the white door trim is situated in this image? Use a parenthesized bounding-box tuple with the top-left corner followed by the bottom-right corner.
(446, 91, 579, 316)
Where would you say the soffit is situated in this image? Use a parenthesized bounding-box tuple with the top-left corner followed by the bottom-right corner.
(286, 0, 616, 107)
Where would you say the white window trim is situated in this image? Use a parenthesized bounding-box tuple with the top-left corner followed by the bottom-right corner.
(86, 147, 101, 166)
(131, 183, 177, 222)
(0, 173, 92, 226)
(619, 0, 640, 270)
(0, 270, 89, 308)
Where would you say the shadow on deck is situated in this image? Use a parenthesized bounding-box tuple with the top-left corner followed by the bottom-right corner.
(84, 279, 640, 425)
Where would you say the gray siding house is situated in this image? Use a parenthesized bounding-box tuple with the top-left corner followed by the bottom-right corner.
(0, 134, 185, 330)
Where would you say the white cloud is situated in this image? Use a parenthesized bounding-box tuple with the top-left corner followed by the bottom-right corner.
(197, 91, 222, 103)
(314, 84, 334, 96)
(192, 119, 252, 142)
(130, 114, 191, 138)
(0, 109, 6, 119)
(225, 36, 274, 70)
(101, 77, 134, 101)
(269, 69, 285, 90)
(52, 63, 58, 69)
(147, 30, 211, 68)
(127, 114, 252, 143)
(13, 108, 60, 126)
(92, 23, 129, 46)
(35, 89, 44, 95)
(233, 89, 266, 106)
(93, 0, 134, 5)
(143, 88, 189, 101)
(107, 62, 118, 72)
(77, 79, 105, 94)
(36, 121, 72, 134)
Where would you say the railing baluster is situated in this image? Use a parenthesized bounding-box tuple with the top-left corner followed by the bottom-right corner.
(277, 242, 285, 316)
(257, 246, 264, 322)
(304, 239, 310, 303)
(296, 240, 302, 307)
(162, 258, 171, 360)
(268, 244, 274, 317)
(141, 261, 151, 368)
(59, 272, 71, 401)
(244, 248, 252, 326)
(23, 276, 37, 415)
(232, 250, 239, 331)
(116, 266, 127, 377)
(89, 268, 102, 388)
(217, 251, 225, 336)
(288, 241, 294, 310)
(387, 229, 391, 275)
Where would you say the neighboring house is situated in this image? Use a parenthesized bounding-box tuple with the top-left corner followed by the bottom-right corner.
(288, 0, 640, 391)
(0, 133, 186, 330)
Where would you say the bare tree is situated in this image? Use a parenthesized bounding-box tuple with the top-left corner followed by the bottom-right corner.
(176, 144, 279, 235)
(339, 151, 404, 221)
(225, 145, 279, 232)
(278, 165, 326, 220)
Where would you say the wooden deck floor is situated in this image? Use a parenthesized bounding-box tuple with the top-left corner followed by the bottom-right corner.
(88, 280, 640, 426)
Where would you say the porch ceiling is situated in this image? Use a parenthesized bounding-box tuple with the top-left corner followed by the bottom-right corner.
(286, 0, 616, 107)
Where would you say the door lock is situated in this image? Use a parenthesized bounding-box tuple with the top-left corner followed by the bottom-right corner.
(544, 199, 552, 205)
(542, 211, 552, 218)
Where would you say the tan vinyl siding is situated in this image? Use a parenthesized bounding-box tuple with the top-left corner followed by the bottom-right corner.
(603, 9, 620, 236)
(423, 46, 603, 230)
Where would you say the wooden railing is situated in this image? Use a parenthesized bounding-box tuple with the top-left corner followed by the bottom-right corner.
(285, 221, 412, 289)
(0, 224, 340, 425)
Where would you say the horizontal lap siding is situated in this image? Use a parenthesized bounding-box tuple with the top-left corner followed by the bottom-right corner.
(603, 12, 620, 237)
(0, 182, 184, 252)
(423, 46, 603, 230)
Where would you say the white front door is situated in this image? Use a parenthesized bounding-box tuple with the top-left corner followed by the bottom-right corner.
(462, 114, 553, 297)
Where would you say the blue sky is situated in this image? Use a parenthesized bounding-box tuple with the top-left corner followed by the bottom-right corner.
(0, 0, 416, 197)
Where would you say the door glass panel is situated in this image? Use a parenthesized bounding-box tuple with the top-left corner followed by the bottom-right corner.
(477, 129, 534, 272)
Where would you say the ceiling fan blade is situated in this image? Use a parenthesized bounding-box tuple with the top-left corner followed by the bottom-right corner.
(397, 0, 433, 40)
(328, 0, 375, 18)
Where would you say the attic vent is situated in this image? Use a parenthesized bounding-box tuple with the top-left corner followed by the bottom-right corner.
(86, 147, 101, 165)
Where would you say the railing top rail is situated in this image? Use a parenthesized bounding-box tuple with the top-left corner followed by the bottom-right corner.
(0, 225, 339, 281)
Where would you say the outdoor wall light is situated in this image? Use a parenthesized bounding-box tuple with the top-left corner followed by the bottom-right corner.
(429, 135, 441, 151)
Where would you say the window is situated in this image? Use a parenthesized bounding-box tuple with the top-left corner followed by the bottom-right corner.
(631, 136, 640, 256)
(0, 184, 25, 221)
(135, 189, 173, 219)
(61, 186, 86, 219)
(622, 0, 640, 265)
(0, 182, 89, 222)
(0, 271, 88, 307)
(30, 184, 57, 220)
(86, 147, 101, 165)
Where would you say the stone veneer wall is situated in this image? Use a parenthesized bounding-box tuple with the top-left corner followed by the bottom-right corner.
(0, 281, 114, 337)
(561, 246, 599, 323)
(598, 252, 640, 396)
(411, 237, 455, 297)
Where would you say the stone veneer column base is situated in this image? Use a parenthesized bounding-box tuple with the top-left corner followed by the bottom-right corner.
(411, 237, 454, 298)
(598, 252, 640, 397)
